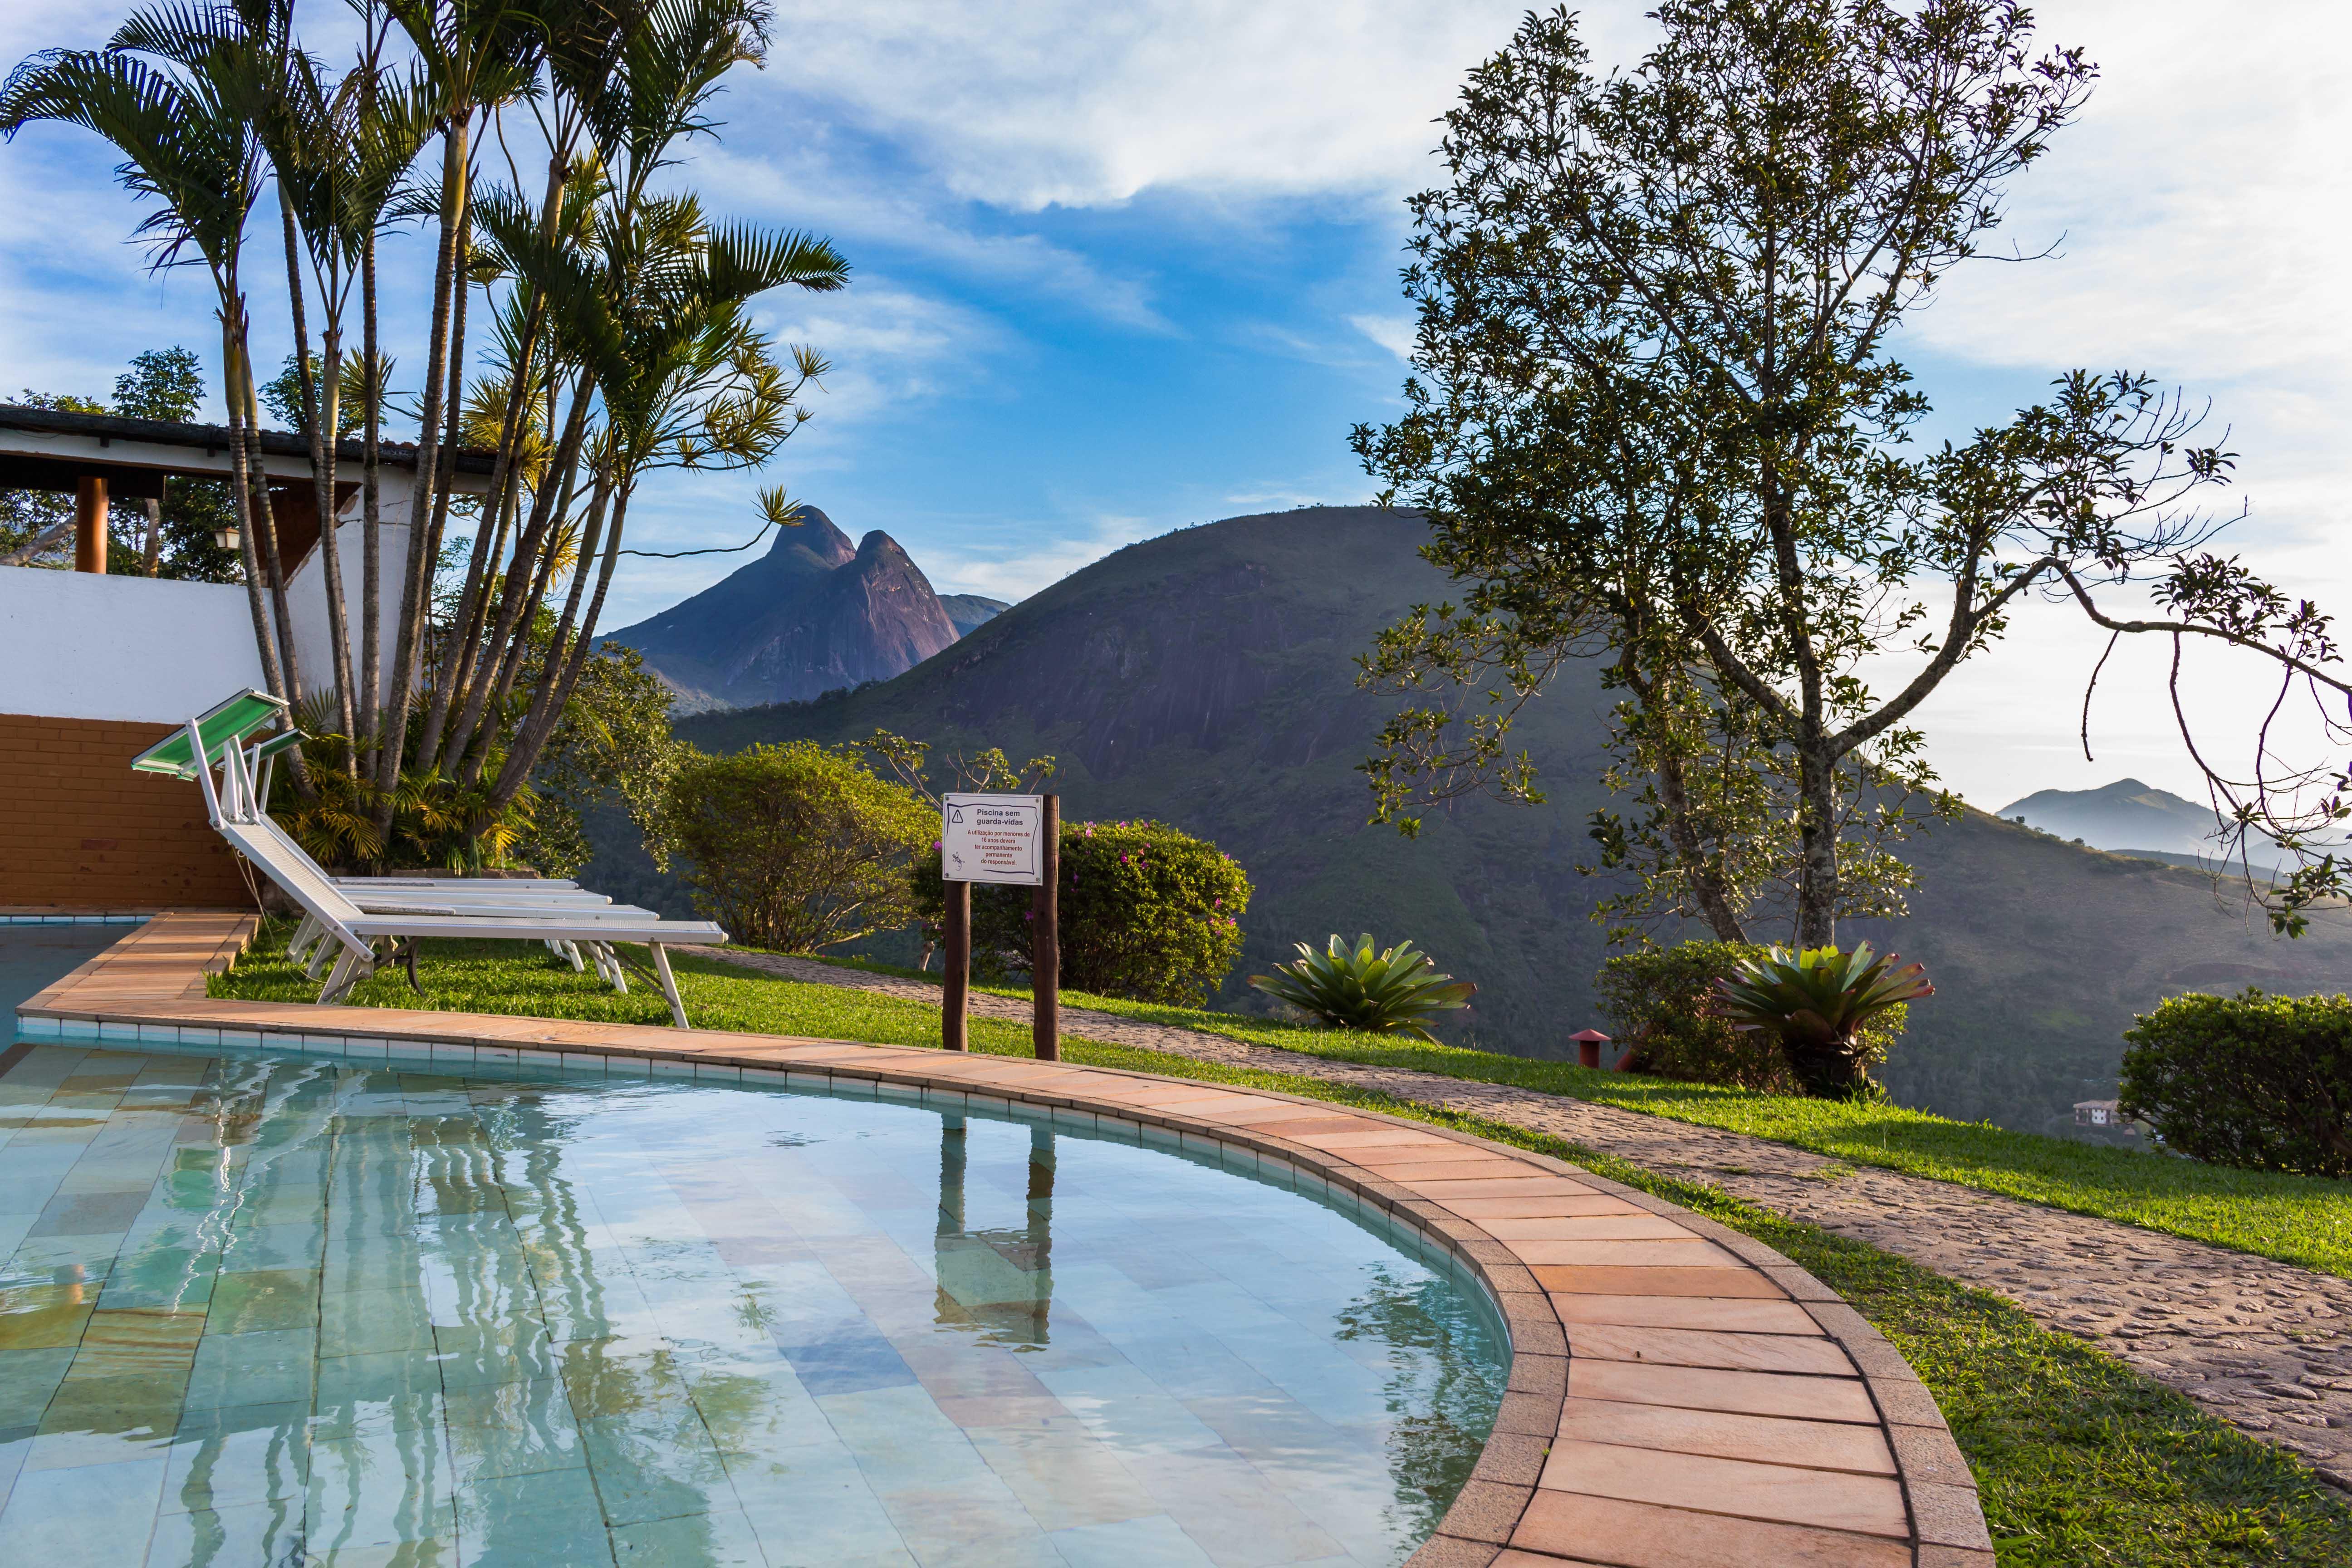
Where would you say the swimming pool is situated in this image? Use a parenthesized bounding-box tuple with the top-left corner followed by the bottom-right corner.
(0, 1021, 1507, 1567)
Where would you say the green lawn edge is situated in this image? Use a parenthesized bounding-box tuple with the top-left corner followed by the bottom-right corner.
(762, 950, 2352, 1280)
(207, 932, 2352, 1567)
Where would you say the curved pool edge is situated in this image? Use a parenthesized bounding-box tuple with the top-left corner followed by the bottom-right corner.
(18, 912, 1989, 1568)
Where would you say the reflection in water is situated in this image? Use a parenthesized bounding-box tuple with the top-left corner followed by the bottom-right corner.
(933, 1118, 1055, 1348)
(1337, 1268, 1511, 1544)
(0, 1044, 1504, 1567)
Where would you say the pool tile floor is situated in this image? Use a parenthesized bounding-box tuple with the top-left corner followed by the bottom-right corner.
(0, 1040, 1504, 1568)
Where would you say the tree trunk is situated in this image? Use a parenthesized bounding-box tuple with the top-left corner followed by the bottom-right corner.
(283, 203, 358, 744)
(414, 203, 479, 767)
(446, 375, 596, 781)
(141, 499, 162, 577)
(377, 115, 471, 827)
(1656, 739, 1749, 943)
(359, 232, 383, 764)
(1794, 740, 1840, 948)
(219, 298, 284, 704)
(429, 153, 569, 769)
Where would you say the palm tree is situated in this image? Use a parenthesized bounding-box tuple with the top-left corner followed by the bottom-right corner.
(1, 5, 294, 711)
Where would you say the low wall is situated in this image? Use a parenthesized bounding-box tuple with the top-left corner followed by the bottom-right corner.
(0, 567, 264, 724)
(0, 712, 250, 907)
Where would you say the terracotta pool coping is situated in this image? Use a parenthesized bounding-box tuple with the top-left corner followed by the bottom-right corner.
(13, 913, 1991, 1568)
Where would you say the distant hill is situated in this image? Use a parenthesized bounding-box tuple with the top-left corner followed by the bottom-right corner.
(1999, 778, 2311, 874)
(940, 594, 1011, 637)
(606, 506, 966, 712)
(1999, 778, 2225, 855)
(583, 506, 2352, 1138)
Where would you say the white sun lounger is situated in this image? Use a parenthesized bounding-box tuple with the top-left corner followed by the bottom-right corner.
(141, 693, 727, 1026)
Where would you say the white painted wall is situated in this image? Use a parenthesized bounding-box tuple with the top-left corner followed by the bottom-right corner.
(0, 565, 265, 724)
(286, 511, 413, 710)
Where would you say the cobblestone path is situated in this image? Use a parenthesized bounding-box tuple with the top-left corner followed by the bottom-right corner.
(688, 947, 2352, 1485)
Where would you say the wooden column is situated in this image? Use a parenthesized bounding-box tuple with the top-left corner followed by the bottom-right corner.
(1032, 794, 1059, 1061)
(942, 878, 970, 1051)
(74, 474, 108, 574)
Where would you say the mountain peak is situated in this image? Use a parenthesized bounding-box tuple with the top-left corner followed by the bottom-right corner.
(607, 505, 970, 712)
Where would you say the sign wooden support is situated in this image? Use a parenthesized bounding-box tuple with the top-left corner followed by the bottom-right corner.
(942, 879, 970, 1052)
(1032, 794, 1059, 1061)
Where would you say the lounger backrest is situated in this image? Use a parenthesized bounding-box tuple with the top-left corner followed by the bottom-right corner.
(130, 690, 289, 779)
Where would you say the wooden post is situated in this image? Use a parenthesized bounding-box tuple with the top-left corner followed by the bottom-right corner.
(74, 475, 108, 574)
(943, 878, 970, 1052)
(1032, 794, 1059, 1060)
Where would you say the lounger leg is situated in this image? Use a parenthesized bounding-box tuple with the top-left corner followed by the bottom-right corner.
(562, 940, 587, 974)
(600, 944, 628, 994)
(304, 935, 337, 981)
(650, 944, 688, 1029)
(289, 913, 319, 959)
(319, 946, 360, 1004)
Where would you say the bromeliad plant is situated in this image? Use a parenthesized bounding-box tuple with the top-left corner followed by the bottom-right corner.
(1250, 935, 1475, 1042)
(1716, 943, 1932, 1100)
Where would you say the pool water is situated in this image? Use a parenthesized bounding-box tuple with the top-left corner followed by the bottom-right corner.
(0, 1033, 1507, 1568)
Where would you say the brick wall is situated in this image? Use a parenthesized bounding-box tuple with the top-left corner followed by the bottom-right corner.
(0, 711, 252, 908)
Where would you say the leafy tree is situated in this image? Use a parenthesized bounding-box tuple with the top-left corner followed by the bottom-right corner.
(0, 353, 238, 579)
(652, 741, 934, 953)
(0, 389, 108, 568)
(1352, 3, 2347, 948)
(114, 346, 241, 581)
(523, 642, 678, 876)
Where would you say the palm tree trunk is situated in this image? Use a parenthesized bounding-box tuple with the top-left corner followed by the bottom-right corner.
(377, 115, 471, 825)
(282, 203, 358, 743)
(430, 155, 570, 767)
(413, 209, 476, 765)
(445, 370, 594, 781)
(491, 475, 628, 808)
(358, 231, 383, 765)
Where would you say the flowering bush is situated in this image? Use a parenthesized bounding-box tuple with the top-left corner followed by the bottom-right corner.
(914, 818, 1250, 1005)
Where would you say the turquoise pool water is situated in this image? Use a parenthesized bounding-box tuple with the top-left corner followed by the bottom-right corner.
(0, 1014, 1506, 1566)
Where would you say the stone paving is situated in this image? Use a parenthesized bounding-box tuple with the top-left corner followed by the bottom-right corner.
(693, 949, 2352, 1488)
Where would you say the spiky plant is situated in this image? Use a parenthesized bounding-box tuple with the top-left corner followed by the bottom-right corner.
(1715, 942, 1933, 1099)
(1249, 935, 1475, 1042)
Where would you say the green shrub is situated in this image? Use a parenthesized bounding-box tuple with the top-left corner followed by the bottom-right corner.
(2120, 990, 2352, 1176)
(1717, 943, 1930, 1100)
(1594, 941, 1794, 1089)
(915, 819, 1250, 1006)
(1249, 935, 1476, 1041)
(650, 741, 933, 952)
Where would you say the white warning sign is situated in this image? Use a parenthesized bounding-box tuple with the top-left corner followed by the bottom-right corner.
(940, 794, 1045, 886)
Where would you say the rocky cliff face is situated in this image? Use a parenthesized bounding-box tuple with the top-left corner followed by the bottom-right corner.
(607, 507, 969, 711)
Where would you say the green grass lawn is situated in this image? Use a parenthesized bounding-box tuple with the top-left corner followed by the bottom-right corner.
(209, 929, 2352, 1567)
(777, 951, 2352, 1280)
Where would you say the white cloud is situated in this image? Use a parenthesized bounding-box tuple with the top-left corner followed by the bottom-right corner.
(920, 513, 1157, 602)
(1348, 313, 1416, 361)
(758, 2, 1655, 211)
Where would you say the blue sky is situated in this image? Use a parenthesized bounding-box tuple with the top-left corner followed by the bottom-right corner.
(5, 1, 2350, 813)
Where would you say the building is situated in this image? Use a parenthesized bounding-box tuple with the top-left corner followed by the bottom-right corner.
(0, 405, 490, 907)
